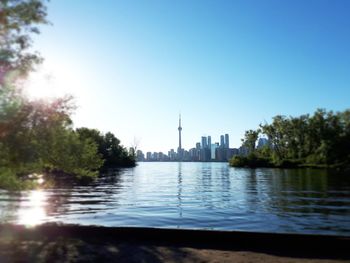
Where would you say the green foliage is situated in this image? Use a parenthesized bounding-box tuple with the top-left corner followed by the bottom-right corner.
(241, 129, 260, 154)
(0, 0, 49, 78)
(0, 167, 37, 190)
(0, 92, 104, 185)
(230, 154, 272, 168)
(0, 168, 22, 190)
(232, 109, 350, 169)
(0, 1, 108, 190)
(76, 128, 136, 168)
(39, 127, 104, 179)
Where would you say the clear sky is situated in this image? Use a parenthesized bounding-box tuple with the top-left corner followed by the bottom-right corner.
(28, 0, 350, 153)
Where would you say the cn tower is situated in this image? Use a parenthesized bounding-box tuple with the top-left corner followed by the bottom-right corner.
(178, 114, 183, 159)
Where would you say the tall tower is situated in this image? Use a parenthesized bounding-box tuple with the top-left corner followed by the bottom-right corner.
(208, 136, 211, 148)
(220, 135, 225, 148)
(201, 136, 207, 149)
(225, 134, 229, 148)
(178, 114, 182, 155)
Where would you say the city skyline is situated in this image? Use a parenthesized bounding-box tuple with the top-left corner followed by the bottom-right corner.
(137, 115, 245, 162)
(26, 1, 350, 153)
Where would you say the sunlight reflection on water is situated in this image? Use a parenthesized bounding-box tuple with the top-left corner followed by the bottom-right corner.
(18, 190, 47, 226)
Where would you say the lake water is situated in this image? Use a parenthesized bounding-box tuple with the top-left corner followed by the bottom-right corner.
(1, 162, 350, 235)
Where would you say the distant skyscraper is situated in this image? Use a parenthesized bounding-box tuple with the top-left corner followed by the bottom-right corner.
(178, 114, 182, 159)
(146, 152, 152, 160)
(220, 135, 225, 148)
(169, 149, 176, 160)
(201, 136, 207, 149)
(257, 138, 269, 149)
(207, 136, 211, 148)
(225, 134, 229, 148)
(211, 143, 218, 159)
(136, 150, 145, 161)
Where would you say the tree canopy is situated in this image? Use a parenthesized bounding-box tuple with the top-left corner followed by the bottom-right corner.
(230, 109, 350, 169)
(76, 128, 135, 168)
(0, 0, 48, 82)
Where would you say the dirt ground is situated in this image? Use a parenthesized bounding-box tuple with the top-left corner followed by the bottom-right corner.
(0, 224, 349, 263)
(0, 236, 348, 263)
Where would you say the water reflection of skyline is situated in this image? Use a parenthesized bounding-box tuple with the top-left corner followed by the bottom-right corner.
(177, 162, 183, 220)
(0, 163, 349, 235)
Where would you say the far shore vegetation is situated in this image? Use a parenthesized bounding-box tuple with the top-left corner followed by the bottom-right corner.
(0, 0, 135, 190)
(230, 109, 350, 169)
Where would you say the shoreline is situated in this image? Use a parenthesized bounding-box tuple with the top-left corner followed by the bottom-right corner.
(1, 224, 349, 262)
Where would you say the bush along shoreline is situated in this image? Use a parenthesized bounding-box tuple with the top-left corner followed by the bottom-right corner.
(0, 122, 136, 191)
(230, 109, 350, 170)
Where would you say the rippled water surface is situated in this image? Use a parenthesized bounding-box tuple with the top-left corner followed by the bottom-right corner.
(1, 162, 350, 235)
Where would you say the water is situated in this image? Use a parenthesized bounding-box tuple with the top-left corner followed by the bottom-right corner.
(1, 162, 350, 235)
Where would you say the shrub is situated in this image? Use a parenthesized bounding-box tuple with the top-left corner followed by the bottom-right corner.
(229, 154, 272, 168)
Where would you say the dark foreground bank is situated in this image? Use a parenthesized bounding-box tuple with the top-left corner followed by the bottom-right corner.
(0, 224, 349, 263)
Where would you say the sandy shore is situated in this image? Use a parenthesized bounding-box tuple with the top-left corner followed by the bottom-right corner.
(0, 224, 349, 263)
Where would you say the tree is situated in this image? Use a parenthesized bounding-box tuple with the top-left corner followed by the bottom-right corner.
(242, 129, 260, 154)
(41, 127, 104, 179)
(1, 94, 103, 179)
(76, 128, 136, 168)
(233, 109, 350, 168)
(0, 0, 48, 83)
(1, 0, 49, 143)
(1, 0, 49, 167)
(0, 1, 106, 189)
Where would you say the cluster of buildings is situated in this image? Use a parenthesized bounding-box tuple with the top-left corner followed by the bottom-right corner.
(137, 134, 239, 162)
(136, 116, 268, 162)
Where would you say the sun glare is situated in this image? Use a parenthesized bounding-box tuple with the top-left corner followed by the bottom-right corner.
(18, 190, 47, 227)
(25, 60, 83, 100)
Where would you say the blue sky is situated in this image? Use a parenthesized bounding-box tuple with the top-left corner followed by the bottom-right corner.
(29, 0, 350, 152)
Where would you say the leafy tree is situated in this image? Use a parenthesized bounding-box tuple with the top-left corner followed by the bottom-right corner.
(76, 128, 136, 168)
(0, 1, 106, 189)
(232, 109, 350, 168)
(241, 129, 260, 154)
(1, 0, 49, 175)
(0, 0, 48, 82)
(41, 127, 104, 179)
(1, 93, 104, 180)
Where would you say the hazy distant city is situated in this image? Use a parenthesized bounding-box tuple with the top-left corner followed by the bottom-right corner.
(136, 116, 268, 162)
